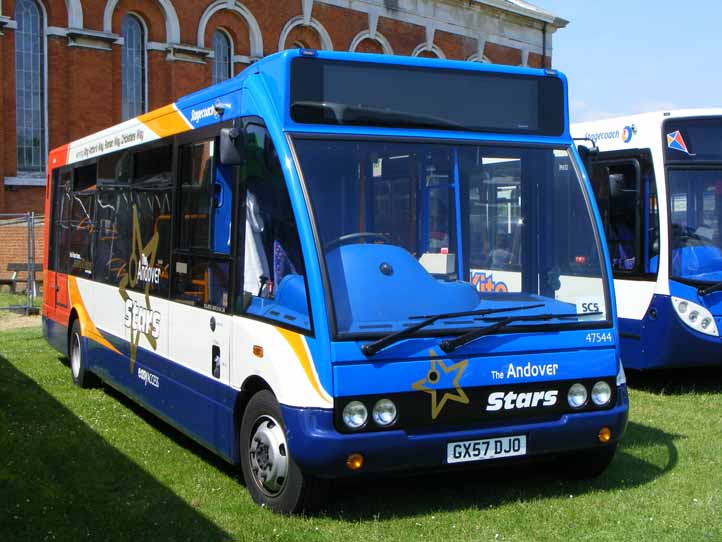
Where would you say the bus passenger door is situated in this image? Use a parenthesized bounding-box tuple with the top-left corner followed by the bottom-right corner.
(169, 136, 235, 389)
(54, 169, 73, 312)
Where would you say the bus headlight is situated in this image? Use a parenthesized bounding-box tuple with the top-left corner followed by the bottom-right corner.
(671, 297, 719, 337)
(567, 383, 588, 408)
(342, 401, 368, 430)
(372, 399, 398, 426)
(591, 381, 612, 406)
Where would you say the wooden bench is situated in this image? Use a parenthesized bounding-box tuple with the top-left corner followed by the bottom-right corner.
(0, 263, 43, 294)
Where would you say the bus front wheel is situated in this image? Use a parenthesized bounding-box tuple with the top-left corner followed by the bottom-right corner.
(69, 319, 100, 388)
(239, 390, 326, 514)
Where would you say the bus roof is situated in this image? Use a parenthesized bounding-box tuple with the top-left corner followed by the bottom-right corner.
(49, 49, 570, 171)
(571, 108, 722, 152)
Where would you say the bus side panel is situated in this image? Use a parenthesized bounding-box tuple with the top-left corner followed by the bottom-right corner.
(86, 335, 241, 464)
(617, 317, 642, 368)
(42, 314, 68, 354)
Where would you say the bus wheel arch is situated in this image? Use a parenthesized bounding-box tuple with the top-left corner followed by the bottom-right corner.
(238, 388, 326, 513)
(67, 309, 99, 388)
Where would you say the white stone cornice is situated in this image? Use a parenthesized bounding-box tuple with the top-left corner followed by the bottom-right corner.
(278, 15, 333, 51)
(315, 0, 554, 56)
(104, 0, 181, 44)
(349, 29, 393, 54)
(367, 9, 379, 39)
(302, 0, 314, 25)
(197, 1, 264, 58)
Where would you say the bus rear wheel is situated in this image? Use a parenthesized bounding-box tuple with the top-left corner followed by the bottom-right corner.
(239, 390, 326, 514)
(69, 319, 99, 389)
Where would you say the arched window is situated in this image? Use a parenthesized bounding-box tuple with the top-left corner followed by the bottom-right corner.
(212, 30, 232, 84)
(14, 0, 45, 174)
(121, 14, 146, 120)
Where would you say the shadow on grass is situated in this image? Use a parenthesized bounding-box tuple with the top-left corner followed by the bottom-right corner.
(0, 354, 231, 542)
(627, 365, 722, 395)
(321, 420, 680, 520)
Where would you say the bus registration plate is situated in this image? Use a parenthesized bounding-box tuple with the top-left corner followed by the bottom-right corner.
(447, 435, 526, 464)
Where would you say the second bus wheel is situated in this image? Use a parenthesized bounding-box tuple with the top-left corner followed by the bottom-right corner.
(239, 390, 326, 514)
(69, 319, 100, 389)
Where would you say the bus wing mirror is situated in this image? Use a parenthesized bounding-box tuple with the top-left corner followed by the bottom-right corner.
(220, 127, 245, 166)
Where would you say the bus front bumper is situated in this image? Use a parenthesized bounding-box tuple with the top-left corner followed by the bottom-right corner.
(282, 385, 629, 478)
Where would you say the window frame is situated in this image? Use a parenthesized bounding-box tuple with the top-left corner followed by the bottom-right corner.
(233, 117, 315, 336)
(211, 28, 233, 84)
(121, 13, 148, 121)
(289, 133, 613, 340)
(590, 149, 659, 281)
(14, 0, 47, 177)
(171, 123, 237, 313)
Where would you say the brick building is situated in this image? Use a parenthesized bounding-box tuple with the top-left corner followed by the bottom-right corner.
(0, 0, 567, 214)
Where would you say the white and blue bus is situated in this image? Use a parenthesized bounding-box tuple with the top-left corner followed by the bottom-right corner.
(574, 110, 722, 370)
(43, 50, 627, 513)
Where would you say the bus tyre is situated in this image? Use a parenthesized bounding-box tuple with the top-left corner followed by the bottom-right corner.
(558, 444, 617, 480)
(69, 319, 99, 389)
(240, 390, 326, 514)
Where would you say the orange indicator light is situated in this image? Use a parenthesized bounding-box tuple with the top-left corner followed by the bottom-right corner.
(598, 426, 612, 443)
(253, 345, 264, 358)
(346, 453, 364, 471)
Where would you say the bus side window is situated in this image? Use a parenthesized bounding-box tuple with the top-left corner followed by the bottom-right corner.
(67, 164, 97, 278)
(52, 169, 72, 273)
(94, 151, 132, 286)
(237, 122, 311, 331)
(172, 139, 233, 312)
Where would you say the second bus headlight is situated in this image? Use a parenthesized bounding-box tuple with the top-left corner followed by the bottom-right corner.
(591, 381, 612, 406)
(372, 399, 398, 426)
(342, 401, 368, 430)
(672, 297, 719, 337)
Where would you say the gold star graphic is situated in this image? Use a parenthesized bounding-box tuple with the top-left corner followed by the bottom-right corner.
(412, 350, 469, 420)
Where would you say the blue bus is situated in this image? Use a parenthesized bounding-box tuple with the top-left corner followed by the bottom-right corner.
(574, 110, 722, 369)
(44, 49, 628, 513)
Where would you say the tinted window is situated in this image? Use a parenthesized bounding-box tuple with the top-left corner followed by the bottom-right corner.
(291, 58, 564, 135)
(238, 122, 310, 330)
(664, 118, 722, 162)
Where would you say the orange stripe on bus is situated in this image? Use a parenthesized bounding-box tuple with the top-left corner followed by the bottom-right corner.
(138, 105, 191, 139)
(276, 327, 329, 404)
(68, 276, 121, 355)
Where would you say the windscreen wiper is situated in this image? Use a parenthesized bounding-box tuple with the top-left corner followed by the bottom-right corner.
(361, 304, 544, 357)
(697, 281, 722, 296)
(439, 312, 603, 353)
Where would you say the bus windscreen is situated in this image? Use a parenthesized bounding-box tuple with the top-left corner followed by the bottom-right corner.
(290, 58, 565, 135)
(664, 117, 722, 162)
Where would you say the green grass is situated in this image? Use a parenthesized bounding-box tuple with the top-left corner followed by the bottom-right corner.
(1, 327, 721, 541)
(0, 291, 41, 315)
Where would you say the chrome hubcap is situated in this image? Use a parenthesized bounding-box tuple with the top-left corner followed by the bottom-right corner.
(70, 332, 81, 379)
(249, 415, 289, 496)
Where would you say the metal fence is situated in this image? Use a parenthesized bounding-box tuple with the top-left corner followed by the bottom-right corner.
(0, 212, 43, 315)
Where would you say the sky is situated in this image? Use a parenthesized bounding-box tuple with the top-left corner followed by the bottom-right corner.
(532, 1, 722, 122)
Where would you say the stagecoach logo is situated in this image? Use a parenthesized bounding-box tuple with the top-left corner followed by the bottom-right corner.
(412, 350, 469, 420)
(190, 105, 220, 124)
(118, 205, 161, 373)
(622, 125, 635, 143)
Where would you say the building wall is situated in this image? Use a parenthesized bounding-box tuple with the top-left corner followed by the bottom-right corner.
(0, 0, 566, 213)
